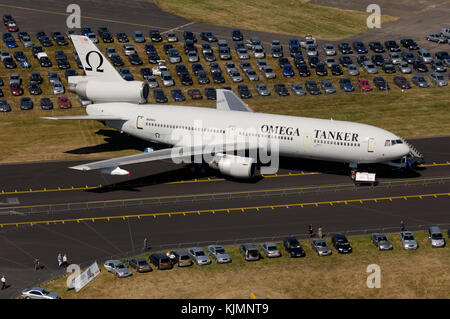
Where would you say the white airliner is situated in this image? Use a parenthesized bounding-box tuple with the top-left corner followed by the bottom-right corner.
(44, 35, 423, 179)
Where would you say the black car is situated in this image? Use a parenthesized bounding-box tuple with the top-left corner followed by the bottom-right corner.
(38, 56, 52, 67)
(200, 31, 217, 42)
(400, 38, 419, 50)
(297, 62, 310, 76)
(283, 237, 306, 258)
(128, 53, 143, 65)
(55, 35, 68, 46)
(179, 73, 193, 86)
(373, 76, 390, 90)
(0, 88, 3, 97)
(338, 42, 353, 54)
(196, 71, 210, 84)
(100, 32, 114, 43)
(20, 97, 33, 110)
(170, 89, 185, 102)
(371, 54, 385, 66)
(148, 52, 160, 64)
(56, 58, 70, 69)
(369, 41, 385, 53)
(278, 57, 290, 68)
(339, 55, 353, 67)
(191, 63, 204, 75)
(149, 253, 172, 270)
(315, 62, 327, 76)
(183, 30, 197, 43)
(413, 60, 428, 72)
(274, 83, 289, 96)
(110, 54, 124, 66)
(305, 80, 321, 95)
(30, 72, 43, 84)
(212, 72, 225, 84)
(308, 56, 319, 68)
(40, 97, 53, 110)
(293, 53, 305, 67)
(145, 43, 157, 55)
(435, 51, 449, 61)
(0, 99, 11, 112)
(237, 84, 252, 99)
(384, 40, 400, 52)
(402, 50, 416, 64)
(116, 32, 129, 43)
(140, 67, 153, 80)
(28, 83, 42, 95)
(3, 57, 16, 69)
(150, 29, 162, 42)
(163, 43, 174, 54)
(330, 63, 343, 75)
(232, 28, 243, 41)
(205, 87, 216, 100)
(382, 61, 396, 74)
(153, 89, 168, 103)
(331, 234, 353, 254)
(175, 64, 188, 75)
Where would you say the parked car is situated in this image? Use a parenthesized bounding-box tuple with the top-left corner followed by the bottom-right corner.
(150, 29, 162, 42)
(237, 84, 252, 98)
(290, 82, 306, 96)
(104, 260, 132, 277)
(369, 41, 385, 53)
(200, 31, 217, 42)
(411, 75, 429, 88)
(169, 250, 193, 267)
(347, 64, 359, 76)
(311, 239, 332, 256)
(188, 247, 211, 265)
(305, 80, 321, 95)
(398, 61, 412, 74)
(255, 83, 270, 96)
(170, 88, 185, 101)
(239, 243, 260, 261)
(389, 52, 402, 64)
(362, 61, 378, 74)
(274, 83, 289, 96)
(400, 231, 418, 250)
(431, 59, 446, 72)
(371, 233, 393, 250)
(133, 31, 145, 43)
(207, 245, 232, 263)
(373, 76, 390, 90)
(153, 89, 168, 103)
(0, 99, 11, 112)
(357, 78, 372, 92)
(430, 72, 448, 86)
(129, 257, 152, 272)
(283, 237, 306, 257)
(261, 66, 276, 79)
(400, 38, 419, 50)
(149, 252, 173, 269)
(323, 43, 336, 55)
(320, 80, 335, 94)
(331, 234, 352, 254)
(393, 75, 412, 90)
(261, 242, 281, 258)
(21, 287, 60, 299)
(40, 97, 53, 110)
(384, 39, 400, 52)
(166, 32, 178, 42)
(57, 96, 71, 109)
(417, 49, 433, 63)
(188, 88, 202, 99)
(204, 87, 216, 100)
(20, 97, 33, 110)
(339, 77, 354, 92)
(428, 226, 446, 248)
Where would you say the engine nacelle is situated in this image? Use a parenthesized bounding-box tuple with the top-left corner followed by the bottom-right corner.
(209, 154, 258, 179)
(68, 78, 149, 104)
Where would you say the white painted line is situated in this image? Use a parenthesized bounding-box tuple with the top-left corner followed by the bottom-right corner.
(161, 21, 195, 34)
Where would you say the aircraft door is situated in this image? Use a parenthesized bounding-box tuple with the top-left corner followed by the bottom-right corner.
(302, 132, 312, 148)
(136, 116, 145, 129)
(368, 138, 375, 152)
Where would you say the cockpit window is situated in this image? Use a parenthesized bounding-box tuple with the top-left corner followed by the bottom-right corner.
(396, 139, 403, 144)
(385, 140, 391, 146)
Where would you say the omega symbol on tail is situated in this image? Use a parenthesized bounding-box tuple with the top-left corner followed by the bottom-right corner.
(85, 51, 104, 72)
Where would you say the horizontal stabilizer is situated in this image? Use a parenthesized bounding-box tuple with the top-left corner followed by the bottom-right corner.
(216, 89, 253, 112)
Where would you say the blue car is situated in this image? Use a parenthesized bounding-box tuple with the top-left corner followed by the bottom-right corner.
(133, 31, 146, 43)
(353, 41, 368, 54)
(4, 37, 17, 48)
(80, 26, 92, 36)
(289, 38, 299, 49)
(171, 89, 185, 102)
(282, 64, 295, 77)
(339, 78, 355, 92)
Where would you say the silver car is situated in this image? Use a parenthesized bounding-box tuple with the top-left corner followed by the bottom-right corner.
(426, 33, 447, 43)
(253, 45, 265, 59)
(52, 81, 65, 94)
(261, 242, 281, 258)
(167, 48, 181, 63)
(236, 48, 250, 59)
(104, 260, 132, 278)
(431, 59, 446, 72)
(225, 61, 236, 74)
(362, 60, 378, 74)
(325, 57, 336, 68)
(9, 73, 21, 86)
(146, 75, 159, 88)
(239, 61, 252, 72)
(255, 83, 270, 96)
(306, 44, 318, 57)
(245, 69, 259, 81)
(20, 35, 33, 48)
(320, 80, 336, 94)
(21, 287, 60, 299)
(78, 96, 92, 107)
(389, 52, 402, 64)
(418, 49, 433, 63)
(323, 43, 336, 56)
(398, 61, 411, 73)
(166, 32, 178, 42)
(188, 247, 211, 265)
(311, 239, 332, 256)
(207, 245, 232, 263)
(347, 64, 359, 76)
(187, 51, 199, 63)
(160, 70, 174, 86)
(371, 233, 393, 251)
(105, 46, 117, 58)
(228, 69, 243, 82)
(0, 50, 11, 61)
(430, 72, 448, 86)
(428, 226, 446, 247)
(87, 32, 98, 44)
(290, 82, 306, 95)
(256, 59, 267, 71)
(400, 231, 418, 250)
(123, 44, 136, 56)
(261, 66, 276, 79)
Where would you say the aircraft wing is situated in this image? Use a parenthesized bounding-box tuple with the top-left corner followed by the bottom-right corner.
(41, 115, 128, 121)
(70, 144, 250, 171)
(216, 89, 253, 112)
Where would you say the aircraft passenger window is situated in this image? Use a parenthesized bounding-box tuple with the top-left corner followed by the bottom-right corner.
(385, 140, 391, 146)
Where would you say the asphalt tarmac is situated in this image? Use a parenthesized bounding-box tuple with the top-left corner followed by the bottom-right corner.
(0, 0, 449, 299)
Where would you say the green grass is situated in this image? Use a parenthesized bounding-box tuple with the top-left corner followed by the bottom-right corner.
(41, 231, 450, 298)
(155, 0, 398, 40)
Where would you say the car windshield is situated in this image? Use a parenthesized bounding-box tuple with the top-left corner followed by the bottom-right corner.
(361, 80, 369, 85)
(138, 261, 147, 265)
(267, 246, 278, 251)
(41, 289, 50, 295)
(116, 264, 125, 269)
(316, 242, 326, 247)
(431, 233, 443, 239)
(194, 251, 205, 256)
(436, 75, 444, 80)
(378, 236, 387, 241)
(216, 248, 225, 254)
(404, 235, 414, 240)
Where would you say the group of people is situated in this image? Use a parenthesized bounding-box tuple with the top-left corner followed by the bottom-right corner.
(57, 253, 69, 268)
(308, 224, 324, 238)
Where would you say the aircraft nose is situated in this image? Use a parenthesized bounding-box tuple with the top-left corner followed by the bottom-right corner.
(399, 143, 410, 157)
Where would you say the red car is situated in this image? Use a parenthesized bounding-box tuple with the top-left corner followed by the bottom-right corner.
(57, 96, 72, 109)
(393, 75, 411, 90)
(188, 89, 203, 100)
(7, 21, 18, 32)
(357, 78, 372, 92)
(10, 83, 23, 96)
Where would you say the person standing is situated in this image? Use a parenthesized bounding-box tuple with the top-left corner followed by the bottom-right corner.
(318, 226, 323, 239)
(143, 237, 148, 250)
(57, 253, 62, 268)
(1, 275, 6, 290)
(401, 220, 406, 231)
(34, 258, 40, 271)
(62, 254, 68, 268)
(308, 224, 313, 238)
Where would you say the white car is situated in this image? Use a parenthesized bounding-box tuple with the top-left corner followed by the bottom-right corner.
(21, 287, 60, 299)
(252, 45, 265, 59)
(160, 70, 174, 86)
(323, 43, 336, 56)
(152, 60, 168, 76)
(52, 81, 65, 94)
